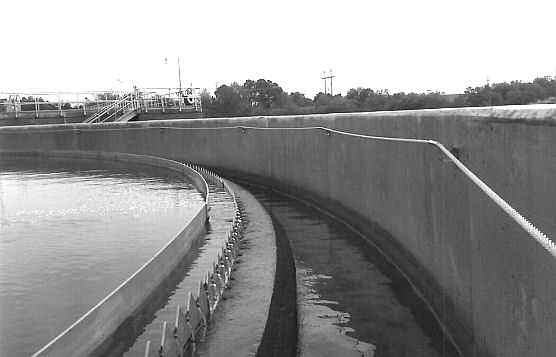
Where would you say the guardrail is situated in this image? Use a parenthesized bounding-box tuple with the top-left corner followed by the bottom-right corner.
(139, 87, 202, 113)
(0, 88, 202, 120)
(0, 91, 128, 118)
(28, 152, 210, 357)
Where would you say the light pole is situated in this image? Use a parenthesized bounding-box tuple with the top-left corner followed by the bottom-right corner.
(178, 58, 183, 94)
(165, 57, 184, 92)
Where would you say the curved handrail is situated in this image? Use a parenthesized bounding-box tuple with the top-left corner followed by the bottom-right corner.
(1, 124, 551, 258)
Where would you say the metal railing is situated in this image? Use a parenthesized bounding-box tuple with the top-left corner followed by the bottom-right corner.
(0, 88, 203, 121)
(137, 87, 202, 113)
(83, 93, 139, 124)
(0, 91, 128, 118)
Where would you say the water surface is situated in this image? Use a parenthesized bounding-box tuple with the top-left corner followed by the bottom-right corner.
(253, 188, 460, 357)
(0, 157, 204, 356)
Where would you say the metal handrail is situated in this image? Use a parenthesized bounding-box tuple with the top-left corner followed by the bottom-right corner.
(1, 123, 551, 257)
(83, 94, 133, 123)
(0, 88, 202, 120)
(98, 94, 137, 123)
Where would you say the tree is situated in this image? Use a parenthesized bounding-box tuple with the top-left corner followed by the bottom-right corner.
(201, 75, 555, 118)
(289, 92, 312, 108)
(346, 87, 374, 107)
(213, 82, 250, 117)
(198, 89, 215, 117)
(244, 79, 283, 109)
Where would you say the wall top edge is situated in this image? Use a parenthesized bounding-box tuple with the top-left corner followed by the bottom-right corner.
(0, 104, 555, 132)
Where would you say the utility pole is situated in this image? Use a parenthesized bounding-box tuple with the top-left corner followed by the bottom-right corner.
(329, 69, 335, 96)
(321, 70, 336, 95)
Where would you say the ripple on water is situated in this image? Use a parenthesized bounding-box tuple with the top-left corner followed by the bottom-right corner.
(0, 157, 204, 357)
(254, 189, 460, 357)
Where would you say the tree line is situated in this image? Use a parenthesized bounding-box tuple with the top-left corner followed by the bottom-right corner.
(200, 76, 556, 117)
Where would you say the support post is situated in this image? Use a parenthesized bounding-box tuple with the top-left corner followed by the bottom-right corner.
(58, 93, 62, 117)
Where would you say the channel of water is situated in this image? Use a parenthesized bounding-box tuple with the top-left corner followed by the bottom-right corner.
(251, 186, 460, 357)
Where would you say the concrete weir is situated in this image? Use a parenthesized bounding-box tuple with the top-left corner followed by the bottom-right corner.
(1, 104, 556, 356)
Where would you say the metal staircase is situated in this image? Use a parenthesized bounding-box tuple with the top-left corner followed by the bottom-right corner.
(83, 93, 139, 124)
(82, 87, 203, 124)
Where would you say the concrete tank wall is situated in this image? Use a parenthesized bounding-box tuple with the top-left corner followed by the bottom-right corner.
(1, 104, 555, 356)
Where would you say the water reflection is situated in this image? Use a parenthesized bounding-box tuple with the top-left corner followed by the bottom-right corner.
(120, 183, 236, 357)
(0, 157, 204, 357)
(253, 188, 459, 357)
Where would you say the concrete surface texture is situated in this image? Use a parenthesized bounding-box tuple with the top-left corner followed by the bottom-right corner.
(194, 182, 277, 357)
(118, 179, 236, 357)
(1, 104, 555, 356)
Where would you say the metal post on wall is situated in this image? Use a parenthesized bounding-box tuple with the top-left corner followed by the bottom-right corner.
(82, 93, 87, 116)
(58, 93, 62, 117)
(178, 90, 182, 112)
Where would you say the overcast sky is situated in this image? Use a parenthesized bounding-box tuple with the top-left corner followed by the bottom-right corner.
(1, 0, 555, 97)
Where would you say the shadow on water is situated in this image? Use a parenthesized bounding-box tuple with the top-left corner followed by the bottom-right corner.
(249, 186, 461, 357)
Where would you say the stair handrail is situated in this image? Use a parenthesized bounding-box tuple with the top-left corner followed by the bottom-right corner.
(83, 93, 136, 124)
(98, 94, 135, 123)
(83, 99, 119, 124)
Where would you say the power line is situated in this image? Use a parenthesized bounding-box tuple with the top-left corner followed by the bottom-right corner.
(321, 69, 336, 95)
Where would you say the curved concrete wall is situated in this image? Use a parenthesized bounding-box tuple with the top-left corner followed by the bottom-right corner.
(145, 168, 246, 357)
(3, 152, 209, 357)
(1, 104, 555, 356)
